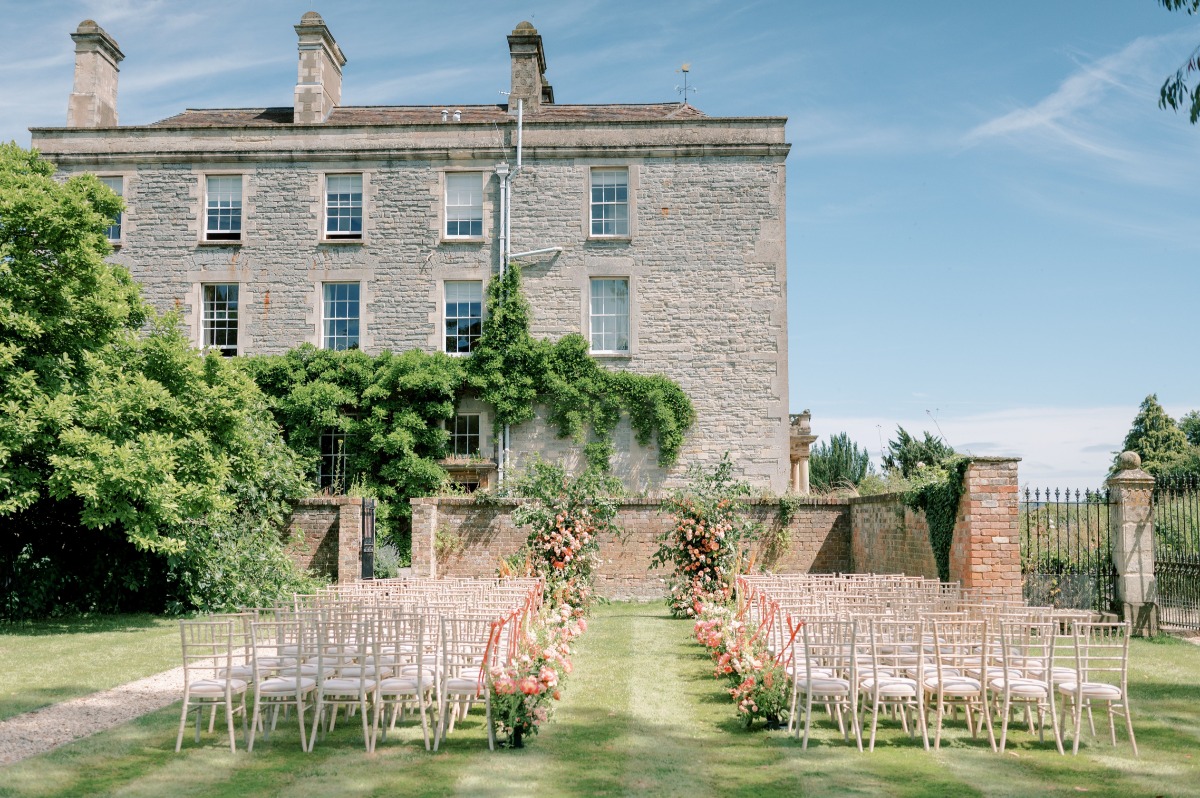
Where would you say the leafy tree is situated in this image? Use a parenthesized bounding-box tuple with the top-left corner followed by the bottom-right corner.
(809, 432, 873, 491)
(1158, 0, 1200, 123)
(1118, 394, 1191, 473)
(241, 345, 466, 558)
(1179, 410, 1200, 447)
(882, 426, 955, 478)
(1, 143, 314, 617)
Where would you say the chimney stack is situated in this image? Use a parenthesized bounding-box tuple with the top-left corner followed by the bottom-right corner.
(66, 20, 124, 128)
(294, 11, 347, 125)
(507, 21, 553, 113)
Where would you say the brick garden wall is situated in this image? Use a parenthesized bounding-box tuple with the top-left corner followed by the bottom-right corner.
(410, 497, 852, 600)
(405, 457, 1022, 600)
(286, 496, 363, 584)
(850, 495, 939, 579)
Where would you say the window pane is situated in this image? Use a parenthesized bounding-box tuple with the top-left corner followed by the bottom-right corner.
(590, 278, 630, 353)
(446, 413, 482, 458)
(205, 175, 242, 239)
(100, 176, 122, 241)
(444, 280, 483, 353)
(318, 428, 348, 491)
(323, 282, 360, 350)
(202, 283, 239, 356)
(590, 168, 629, 237)
(325, 174, 363, 237)
(445, 173, 483, 237)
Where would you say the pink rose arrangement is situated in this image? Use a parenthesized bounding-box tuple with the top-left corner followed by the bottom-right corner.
(487, 598, 589, 747)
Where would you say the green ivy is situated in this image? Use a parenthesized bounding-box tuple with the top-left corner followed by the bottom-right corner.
(901, 457, 969, 582)
(466, 264, 695, 470)
(243, 263, 695, 555)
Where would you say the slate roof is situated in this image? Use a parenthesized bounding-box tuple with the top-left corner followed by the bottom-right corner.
(150, 103, 709, 128)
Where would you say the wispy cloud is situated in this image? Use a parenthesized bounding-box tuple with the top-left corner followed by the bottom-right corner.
(960, 30, 1200, 187)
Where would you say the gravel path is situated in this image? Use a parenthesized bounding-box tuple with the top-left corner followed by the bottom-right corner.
(0, 666, 185, 766)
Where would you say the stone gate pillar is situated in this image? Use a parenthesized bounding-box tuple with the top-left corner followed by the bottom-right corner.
(790, 411, 817, 494)
(1106, 452, 1158, 636)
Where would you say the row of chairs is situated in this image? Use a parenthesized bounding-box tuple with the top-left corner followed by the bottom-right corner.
(738, 574, 1138, 756)
(176, 578, 543, 753)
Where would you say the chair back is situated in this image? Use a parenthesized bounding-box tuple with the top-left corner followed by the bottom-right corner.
(1072, 621, 1130, 689)
(180, 619, 235, 686)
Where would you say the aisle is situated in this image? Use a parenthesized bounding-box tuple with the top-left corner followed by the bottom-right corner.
(451, 602, 805, 797)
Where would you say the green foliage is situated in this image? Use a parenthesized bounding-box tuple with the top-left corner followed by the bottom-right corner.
(882, 426, 955, 478)
(372, 541, 403, 579)
(1159, 0, 1200, 123)
(0, 143, 147, 516)
(511, 458, 623, 611)
(1118, 394, 1191, 475)
(901, 458, 968, 582)
(809, 431, 874, 490)
(652, 454, 759, 617)
(1179, 410, 1200, 447)
(466, 264, 694, 470)
(0, 144, 314, 618)
(164, 513, 320, 615)
(240, 345, 465, 552)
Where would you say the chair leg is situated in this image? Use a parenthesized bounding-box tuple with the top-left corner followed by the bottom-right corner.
(486, 692, 495, 752)
(801, 693, 813, 750)
(1123, 702, 1138, 757)
(419, 691, 431, 751)
(1072, 697, 1084, 755)
(360, 697, 372, 753)
(248, 698, 261, 752)
(999, 693, 1012, 753)
(175, 697, 191, 753)
(297, 697, 309, 753)
(226, 699, 237, 753)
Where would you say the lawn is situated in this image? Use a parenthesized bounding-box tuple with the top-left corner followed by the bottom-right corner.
(0, 614, 181, 721)
(0, 603, 1198, 797)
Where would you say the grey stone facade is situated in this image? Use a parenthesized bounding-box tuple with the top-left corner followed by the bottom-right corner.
(31, 15, 792, 492)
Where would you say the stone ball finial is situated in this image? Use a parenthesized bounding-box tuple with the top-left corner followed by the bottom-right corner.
(300, 11, 324, 24)
(1117, 451, 1142, 471)
(78, 19, 98, 30)
(513, 21, 537, 33)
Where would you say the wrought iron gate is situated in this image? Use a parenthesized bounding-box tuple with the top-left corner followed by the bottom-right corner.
(1154, 474, 1200, 630)
(361, 498, 376, 580)
(1020, 487, 1114, 613)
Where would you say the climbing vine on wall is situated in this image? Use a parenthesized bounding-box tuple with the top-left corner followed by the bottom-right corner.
(243, 263, 695, 558)
(901, 457, 969, 582)
(466, 264, 695, 470)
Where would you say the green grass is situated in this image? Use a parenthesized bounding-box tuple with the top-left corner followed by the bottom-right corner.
(1, 604, 1199, 797)
(0, 614, 181, 721)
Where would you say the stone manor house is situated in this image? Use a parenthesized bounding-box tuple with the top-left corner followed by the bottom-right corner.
(31, 13, 793, 493)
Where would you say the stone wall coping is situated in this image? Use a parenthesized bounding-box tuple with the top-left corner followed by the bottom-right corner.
(297, 495, 364, 507)
(848, 493, 907, 506)
(963, 456, 1022, 464)
(411, 495, 852, 508)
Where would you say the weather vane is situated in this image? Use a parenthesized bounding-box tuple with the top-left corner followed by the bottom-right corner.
(675, 63, 697, 105)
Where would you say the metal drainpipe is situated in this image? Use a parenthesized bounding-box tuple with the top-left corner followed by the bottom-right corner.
(495, 162, 509, 484)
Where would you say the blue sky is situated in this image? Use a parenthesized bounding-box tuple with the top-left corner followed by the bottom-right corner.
(4, 0, 1198, 488)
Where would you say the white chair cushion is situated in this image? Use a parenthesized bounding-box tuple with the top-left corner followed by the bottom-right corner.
(258, 676, 316, 694)
(1057, 681, 1123, 700)
(189, 678, 247, 696)
(990, 677, 1049, 697)
(378, 676, 430, 695)
(800, 677, 851, 695)
(924, 676, 982, 696)
(320, 677, 376, 693)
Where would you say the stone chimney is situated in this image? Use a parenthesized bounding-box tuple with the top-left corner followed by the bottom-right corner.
(507, 21, 554, 112)
(293, 11, 347, 125)
(66, 20, 124, 128)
